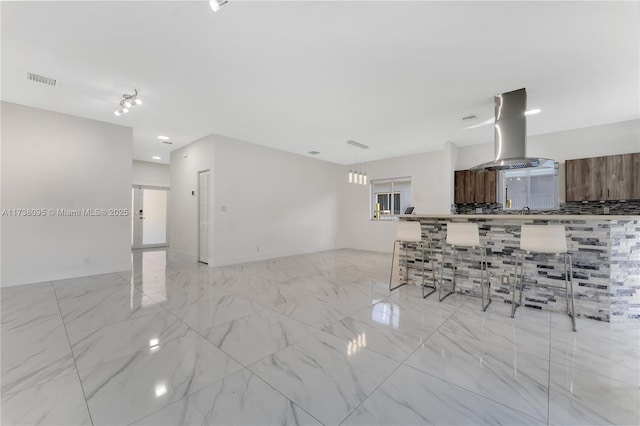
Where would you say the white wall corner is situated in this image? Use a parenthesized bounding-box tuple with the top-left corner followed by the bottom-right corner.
(443, 141, 458, 210)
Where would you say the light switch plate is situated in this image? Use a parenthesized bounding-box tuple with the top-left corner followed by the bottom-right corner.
(475, 207, 483, 214)
(603, 206, 610, 214)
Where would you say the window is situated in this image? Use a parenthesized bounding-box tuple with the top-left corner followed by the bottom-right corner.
(501, 164, 559, 211)
(371, 177, 412, 220)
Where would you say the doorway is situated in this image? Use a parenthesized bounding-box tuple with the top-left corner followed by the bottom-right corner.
(198, 170, 210, 264)
(131, 186, 169, 249)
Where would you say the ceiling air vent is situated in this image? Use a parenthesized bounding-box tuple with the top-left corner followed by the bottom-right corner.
(462, 114, 477, 121)
(162, 141, 173, 145)
(308, 151, 320, 155)
(27, 72, 56, 86)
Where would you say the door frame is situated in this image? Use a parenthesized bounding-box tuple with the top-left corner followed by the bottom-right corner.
(197, 170, 211, 264)
(131, 185, 170, 250)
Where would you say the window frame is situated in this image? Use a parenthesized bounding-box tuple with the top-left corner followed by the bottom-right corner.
(370, 177, 412, 220)
(500, 163, 560, 211)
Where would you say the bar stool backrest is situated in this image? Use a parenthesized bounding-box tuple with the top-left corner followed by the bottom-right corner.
(446, 222, 480, 247)
(520, 225, 568, 254)
(396, 221, 422, 242)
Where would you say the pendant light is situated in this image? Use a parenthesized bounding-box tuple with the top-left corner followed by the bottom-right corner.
(347, 140, 369, 185)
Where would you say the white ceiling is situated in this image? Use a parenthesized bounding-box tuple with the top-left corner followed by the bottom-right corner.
(2, 1, 638, 165)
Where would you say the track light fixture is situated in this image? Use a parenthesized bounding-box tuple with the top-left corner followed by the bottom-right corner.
(209, 0, 228, 12)
(114, 89, 142, 116)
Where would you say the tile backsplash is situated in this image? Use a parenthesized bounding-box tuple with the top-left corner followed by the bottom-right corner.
(456, 200, 640, 215)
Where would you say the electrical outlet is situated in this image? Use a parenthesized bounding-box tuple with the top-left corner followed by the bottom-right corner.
(501, 275, 509, 285)
(603, 206, 610, 214)
(475, 207, 483, 214)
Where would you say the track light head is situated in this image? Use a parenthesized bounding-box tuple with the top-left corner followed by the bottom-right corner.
(114, 89, 141, 118)
(209, 0, 228, 12)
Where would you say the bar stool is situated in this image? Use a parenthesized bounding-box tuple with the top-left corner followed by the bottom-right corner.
(389, 221, 437, 298)
(439, 222, 491, 311)
(511, 224, 576, 331)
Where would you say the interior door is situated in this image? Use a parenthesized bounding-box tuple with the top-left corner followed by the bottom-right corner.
(131, 186, 169, 249)
(198, 170, 210, 264)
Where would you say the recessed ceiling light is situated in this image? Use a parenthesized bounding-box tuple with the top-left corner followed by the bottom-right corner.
(152, 156, 162, 160)
(525, 109, 541, 116)
(157, 136, 170, 141)
(154, 383, 167, 397)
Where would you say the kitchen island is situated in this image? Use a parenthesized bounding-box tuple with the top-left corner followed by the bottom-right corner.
(398, 214, 640, 322)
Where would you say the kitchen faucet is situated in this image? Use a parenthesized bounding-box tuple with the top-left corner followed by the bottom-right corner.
(520, 206, 530, 215)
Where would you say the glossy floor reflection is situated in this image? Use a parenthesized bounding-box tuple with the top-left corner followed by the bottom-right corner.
(1, 249, 639, 425)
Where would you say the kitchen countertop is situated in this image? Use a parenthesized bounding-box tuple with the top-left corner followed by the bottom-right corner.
(400, 214, 640, 220)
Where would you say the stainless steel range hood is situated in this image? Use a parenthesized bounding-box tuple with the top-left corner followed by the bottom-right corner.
(471, 88, 553, 172)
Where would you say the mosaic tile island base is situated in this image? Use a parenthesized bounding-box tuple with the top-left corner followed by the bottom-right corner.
(397, 214, 640, 322)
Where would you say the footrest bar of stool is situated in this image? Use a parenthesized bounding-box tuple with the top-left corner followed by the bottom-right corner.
(439, 289, 455, 302)
(422, 284, 437, 299)
(389, 281, 408, 291)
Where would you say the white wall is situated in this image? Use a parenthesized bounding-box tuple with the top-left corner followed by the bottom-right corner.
(341, 149, 448, 253)
(170, 133, 343, 265)
(169, 136, 215, 259)
(1, 102, 132, 286)
(132, 160, 170, 187)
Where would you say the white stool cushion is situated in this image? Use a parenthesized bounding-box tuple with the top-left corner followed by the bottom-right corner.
(446, 222, 480, 247)
(396, 221, 422, 242)
(520, 225, 568, 254)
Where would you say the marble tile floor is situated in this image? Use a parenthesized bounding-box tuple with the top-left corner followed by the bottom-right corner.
(1, 249, 639, 426)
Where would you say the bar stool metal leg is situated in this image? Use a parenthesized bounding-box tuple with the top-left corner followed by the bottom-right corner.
(511, 250, 523, 318)
(439, 245, 456, 302)
(422, 240, 437, 299)
(566, 253, 577, 332)
(480, 246, 491, 311)
(389, 240, 406, 291)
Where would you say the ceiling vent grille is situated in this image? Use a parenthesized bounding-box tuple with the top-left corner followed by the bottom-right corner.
(162, 141, 173, 145)
(462, 114, 477, 121)
(308, 151, 320, 155)
(27, 72, 56, 86)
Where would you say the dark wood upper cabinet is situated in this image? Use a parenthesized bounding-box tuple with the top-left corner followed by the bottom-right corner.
(607, 154, 640, 200)
(566, 153, 640, 201)
(464, 170, 475, 202)
(454, 170, 497, 203)
(483, 171, 497, 203)
(454, 170, 467, 203)
(565, 157, 607, 201)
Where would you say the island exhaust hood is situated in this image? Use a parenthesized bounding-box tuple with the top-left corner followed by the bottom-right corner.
(471, 88, 553, 172)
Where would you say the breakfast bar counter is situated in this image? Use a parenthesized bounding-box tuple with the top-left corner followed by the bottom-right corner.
(398, 214, 640, 322)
